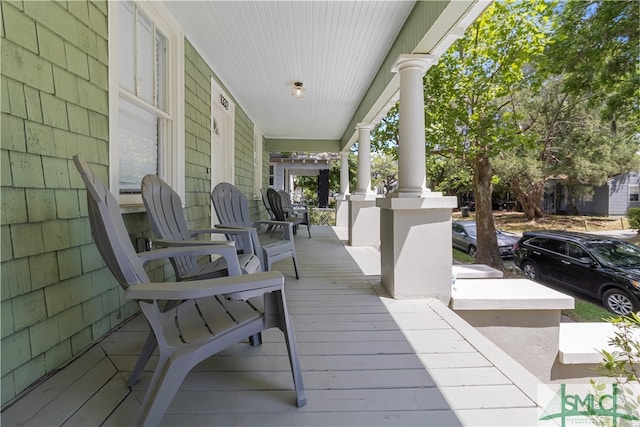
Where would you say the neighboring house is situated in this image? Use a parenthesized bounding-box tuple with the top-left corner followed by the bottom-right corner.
(543, 173, 640, 216)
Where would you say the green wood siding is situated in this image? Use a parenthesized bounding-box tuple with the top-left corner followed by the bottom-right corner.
(0, 0, 138, 405)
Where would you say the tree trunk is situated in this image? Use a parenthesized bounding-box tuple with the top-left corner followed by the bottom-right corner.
(472, 153, 502, 268)
(511, 178, 544, 220)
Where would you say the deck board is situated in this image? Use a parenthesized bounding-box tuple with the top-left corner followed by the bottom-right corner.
(1, 347, 107, 426)
(2, 226, 544, 426)
(22, 358, 117, 427)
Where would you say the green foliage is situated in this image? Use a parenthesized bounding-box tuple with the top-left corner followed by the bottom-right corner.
(371, 153, 397, 194)
(590, 312, 640, 424)
(309, 208, 335, 226)
(428, 156, 473, 195)
(595, 313, 639, 385)
(371, 104, 399, 156)
(628, 208, 640, 231)
(546, 1, 640, 124)
(424, 0, 555, 159)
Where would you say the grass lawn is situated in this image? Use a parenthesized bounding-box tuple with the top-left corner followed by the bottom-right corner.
(561, 300, 613, 322)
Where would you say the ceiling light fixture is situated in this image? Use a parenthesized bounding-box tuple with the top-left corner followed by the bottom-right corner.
(291, 81, 306, 98)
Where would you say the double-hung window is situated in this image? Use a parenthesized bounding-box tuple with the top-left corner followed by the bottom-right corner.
(109, 1, 184, 206)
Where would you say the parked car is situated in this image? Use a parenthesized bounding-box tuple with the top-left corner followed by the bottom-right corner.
(513, 230, 640, 315)
(451, 220, 519, 258)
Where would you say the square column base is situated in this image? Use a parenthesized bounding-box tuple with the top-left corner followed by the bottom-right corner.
(377, 196, 456, 301)
(348, 198, 380, 247)
(335, 197, 349, 228)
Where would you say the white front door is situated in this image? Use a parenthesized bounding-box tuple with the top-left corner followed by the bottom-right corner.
(210, 78, 235, 228)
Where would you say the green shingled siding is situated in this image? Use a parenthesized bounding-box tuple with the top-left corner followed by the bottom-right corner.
(1, 2, 266, 406)
(0, 0, 136, 405)
(184, 41, 213, 229)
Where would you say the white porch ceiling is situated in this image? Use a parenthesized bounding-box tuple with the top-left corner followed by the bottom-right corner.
(164, 1, 415, 141)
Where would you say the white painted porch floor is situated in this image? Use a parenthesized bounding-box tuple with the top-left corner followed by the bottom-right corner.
(2, 226, 548, 426)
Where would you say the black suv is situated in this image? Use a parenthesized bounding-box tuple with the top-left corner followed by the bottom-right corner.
(514, 230, 640, 315)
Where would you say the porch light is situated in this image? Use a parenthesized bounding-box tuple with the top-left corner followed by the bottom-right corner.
(291, 82, 306, 98)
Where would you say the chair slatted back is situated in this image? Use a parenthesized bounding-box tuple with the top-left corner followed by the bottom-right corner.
(267, 188, 287, 221)
(261, 188, 275, 220)
(212, 182, 253, 227)
(141, 175, 199, 278)
(278, 190, 294, 214)
(211, 182, 257, 252)
(73, 156, 149, 288)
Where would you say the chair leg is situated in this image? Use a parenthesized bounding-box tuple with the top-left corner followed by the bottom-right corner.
(292, 254, 299, 279)
(128, 331, 157, 386)
(249, 333, 262, 346)
(273, 290, 307, 407)
(306, 223, 311, 238)
(137, 356, 192, 427)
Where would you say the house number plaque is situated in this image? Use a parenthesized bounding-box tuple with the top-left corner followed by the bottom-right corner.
(220, 94, 229, 111)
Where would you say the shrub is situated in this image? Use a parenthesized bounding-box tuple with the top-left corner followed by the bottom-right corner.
(628, 207, 640, 230)
(310, 208, 335, 226)
(589, 313, 640, 425)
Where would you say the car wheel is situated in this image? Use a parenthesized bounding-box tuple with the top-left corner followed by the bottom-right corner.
(521, 261, 539, 281)
(468, 245, 477, 258)
(602, 289, 639, 316)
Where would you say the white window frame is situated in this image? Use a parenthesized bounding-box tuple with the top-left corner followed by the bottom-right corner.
(253, 128, 263, 199)
(108, 1, 185, 207)
(269, 164, 275, 186)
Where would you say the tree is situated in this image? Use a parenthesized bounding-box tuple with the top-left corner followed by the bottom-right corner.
(423, 0, 556, 267)
(494, 75, 640, 218)
(371, 153, 398, 194)
(546, 1, 640, 129)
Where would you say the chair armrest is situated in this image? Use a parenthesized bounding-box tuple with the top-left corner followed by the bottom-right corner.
(188, 227, 254, 255)
(153, 239, 229, 248)
(214, 224, 251, 230)
(137, 244, 242, 276)
(212, 225, 257, 255)
(254, 220, 294, 240)
(124, 271, 284, 301)
(189, 227, 250, 237)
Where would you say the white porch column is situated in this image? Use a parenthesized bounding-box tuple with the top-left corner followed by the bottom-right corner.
(394, 55, 432, 196)
(335, 152, 350, 227)
(339, 152, 350, 196)
(354, 124, 374, 196)
(377, 54, 457, 300)
(348, 124, 379, 246)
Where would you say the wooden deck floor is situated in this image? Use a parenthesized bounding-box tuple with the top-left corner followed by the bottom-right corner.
(2, 226, 546, 426)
